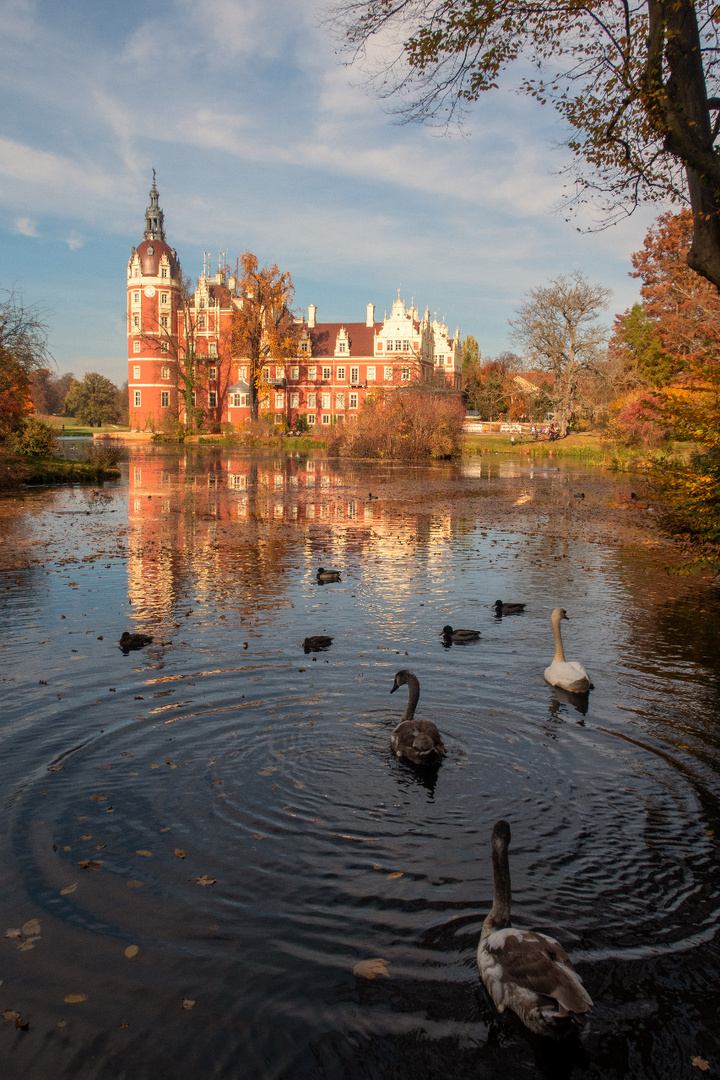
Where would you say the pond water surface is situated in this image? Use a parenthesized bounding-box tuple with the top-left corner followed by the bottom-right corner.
(1, 445, 719, 1080)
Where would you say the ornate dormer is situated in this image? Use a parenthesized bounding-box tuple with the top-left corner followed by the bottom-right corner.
(335, 327, 350, 357)
(144, 170, 166, 242)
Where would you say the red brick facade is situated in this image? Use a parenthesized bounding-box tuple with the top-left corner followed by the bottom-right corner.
(128, 179, 462, 431)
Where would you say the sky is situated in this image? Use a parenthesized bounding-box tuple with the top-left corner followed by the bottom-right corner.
(0, 0, 668, 385)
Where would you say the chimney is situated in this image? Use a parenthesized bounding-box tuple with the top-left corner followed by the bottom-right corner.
(308, 304, 317, 329)
(366, 303, 375, 327)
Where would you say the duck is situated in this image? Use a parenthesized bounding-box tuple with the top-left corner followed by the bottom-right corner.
(440, 625, 481, 643)
(544, 608, 593, 693)
(477, 819, 593, 1038)
(118, 631, 153, 652)
(492, 601, 526, 616)
(303, 635, 333, 653)
(316, 567, 341, 583)
(389, 669, 446, 767)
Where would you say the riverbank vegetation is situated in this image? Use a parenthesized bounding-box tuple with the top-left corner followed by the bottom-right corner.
(327, 386, 465, 459)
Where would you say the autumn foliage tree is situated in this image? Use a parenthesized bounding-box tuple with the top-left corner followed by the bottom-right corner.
(0, 289, 53, 437)
(332, 0, 720, 289)
(623, 209, 720, 564)
(231, 253, 298, 423)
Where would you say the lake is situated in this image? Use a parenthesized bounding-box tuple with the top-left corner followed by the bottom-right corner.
(0, 444, 718, 1079)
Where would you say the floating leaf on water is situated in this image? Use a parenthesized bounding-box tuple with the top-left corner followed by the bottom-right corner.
(174, 849, 186, 859)
(2, 1009, 29, 1030)
(181, 998, 196, 1010)
(124, 945, 139, 959)
(353, 958, 390, 980)
(89, 794, 107, 802)
(63, 994, 88, 1004)
(5, 929, 22, 940)
(190, 875, 216, 886)
(151, 764, 159, 770)
(259, 767, 277, 776)
(60, 883, 78, 896)
(126, 880, 144, 889)
(136, 850, 152, 858)
(692, 1059, 710, 1072)
(77, 860, 102, 871)
(47, 765, 64, 772)
(21, 920, 40, 936)
(387, 871, 404, 880)
(78, 835, 92, 841)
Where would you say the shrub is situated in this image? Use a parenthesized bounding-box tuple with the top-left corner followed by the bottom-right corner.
(7, 417, 56, 456)
(331, 388, 465, 459)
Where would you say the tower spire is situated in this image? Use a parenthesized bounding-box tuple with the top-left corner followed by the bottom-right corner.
(143, 171, 166, 242)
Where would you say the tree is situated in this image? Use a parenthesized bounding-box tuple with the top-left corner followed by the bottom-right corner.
(510, 272, 610, 436)
(231, 253, 299, 423)
(626, 208, 720, 562)
(0, 288, 53, 436)
(63, 372, 121, 426)
(331, 0, 720, 289)
(463, 356, 513, 420)
(462, 334, 480, 368)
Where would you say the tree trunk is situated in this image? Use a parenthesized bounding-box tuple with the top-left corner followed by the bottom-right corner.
(647, 0, 720, 289)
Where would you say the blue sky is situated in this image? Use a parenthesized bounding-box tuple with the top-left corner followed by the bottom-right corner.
(0, 0, 666, 385)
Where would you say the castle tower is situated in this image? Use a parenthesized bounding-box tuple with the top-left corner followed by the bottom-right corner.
(127, 173, 182, 430)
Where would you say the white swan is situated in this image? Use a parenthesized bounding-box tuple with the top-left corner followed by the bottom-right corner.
(544, 608, 593, 693)
(477, 820, 593, 1038)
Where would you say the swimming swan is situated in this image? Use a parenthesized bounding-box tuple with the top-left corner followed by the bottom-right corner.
(543, 608, 593, 693)
(389, 669, 446, 767)
(477, 819, 593, 1038)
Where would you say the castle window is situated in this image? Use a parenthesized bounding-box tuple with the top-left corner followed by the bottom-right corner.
(337, 341, 346, 353)
(403, 340, 410, 351)
(134, 390, 141, 407)
(308, 413, 316, 425)
(209, 391, 217, 408)
(300, 342, 308, 352)
(367, 366, 375, 381)
(290, 392, 299, 408)
(350, 392, 358, 408)
(208, 366, 217, 380)
(321, 414, 331, 425)
(161, 292, 168, 305)
(133, 315, 139, 328)
(191, 391, 196, 406)
(161, 391, 169, 408)
(321, 392, 331, 409)
(322, 367, 331, 380)
(350, 366, 359, 383)
(161, 341, 169, 352)
(275, 392, 284, 409)
(336, 392, 345, 409)
(133, 291, 140, 304)
(161, 267, 168, 278)
(308, 393, 316, 408)
(208, 341, 217, 356)
(384, 366, 393, 380)
(134, 266, 140, 277)
(239, 365, 248, 379)
(290, 366, 299, 381)
(133, 365, 141, 379)
(162, 366, 170, 379)
(160, 315, 168, 328)
(402, 367, 410, 380)
(308, 366, 317, 380)
(133, 341, 141, 354)
(337, 367, 345, 381)
(198, 315, 205, 328)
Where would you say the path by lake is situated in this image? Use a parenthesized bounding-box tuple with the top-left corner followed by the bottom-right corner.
(1, 446, 718, 1079)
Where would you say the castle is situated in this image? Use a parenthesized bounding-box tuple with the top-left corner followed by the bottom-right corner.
(127, 177, 462, 431)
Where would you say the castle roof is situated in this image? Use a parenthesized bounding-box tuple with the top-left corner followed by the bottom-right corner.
(308, 322, 377, 358)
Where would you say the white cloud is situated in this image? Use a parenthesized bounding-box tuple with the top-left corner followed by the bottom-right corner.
(65, 234, 83, 250)
(13, 215, 38, 236)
